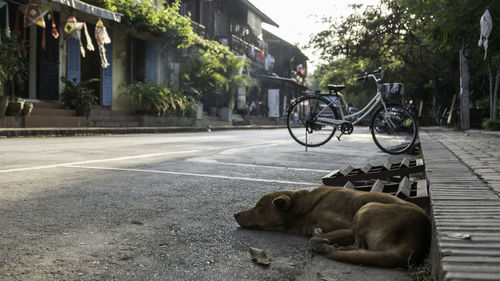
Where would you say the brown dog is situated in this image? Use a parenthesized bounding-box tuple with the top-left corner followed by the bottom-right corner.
(234, 186, 431, 268)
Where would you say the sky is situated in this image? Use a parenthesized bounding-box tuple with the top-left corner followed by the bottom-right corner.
(249, 0, 380, 73)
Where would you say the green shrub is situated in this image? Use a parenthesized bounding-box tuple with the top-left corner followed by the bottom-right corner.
(121, 81, 195, 116)
(482, 118, 500, 131)
(0, 34, 29, 96)
(61, 77, 99, 116)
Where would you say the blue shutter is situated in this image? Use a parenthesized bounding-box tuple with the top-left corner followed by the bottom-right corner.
(66, 37, 81, 84)
(145, 40, 159, 83)
(101, 30, 113, 106)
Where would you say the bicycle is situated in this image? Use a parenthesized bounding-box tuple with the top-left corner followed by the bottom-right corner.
(286, 68, 418, 155)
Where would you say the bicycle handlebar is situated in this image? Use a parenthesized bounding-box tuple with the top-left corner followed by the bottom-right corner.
(356, 68, 384, 83)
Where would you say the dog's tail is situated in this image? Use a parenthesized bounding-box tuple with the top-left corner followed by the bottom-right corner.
(327, 248, 415, 268)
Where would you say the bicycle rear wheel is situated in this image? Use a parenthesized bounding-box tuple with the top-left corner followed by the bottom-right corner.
(370, 103, 418, 154)
(286, 96, 338, 147)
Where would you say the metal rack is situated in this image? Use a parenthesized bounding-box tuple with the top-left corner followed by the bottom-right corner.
(322, 158, 428, 208)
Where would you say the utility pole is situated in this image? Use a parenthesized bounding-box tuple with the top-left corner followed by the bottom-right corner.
(459, 44, 470, 130)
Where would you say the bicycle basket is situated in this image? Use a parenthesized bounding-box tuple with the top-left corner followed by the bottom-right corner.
(380, 83, 404, 102)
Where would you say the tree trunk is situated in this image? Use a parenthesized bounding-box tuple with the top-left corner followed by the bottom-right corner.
(459, 44, 470, 130)
(488, 58, 495, 119)
(431, 78, 437, 124)
(493, 67, 500, 120)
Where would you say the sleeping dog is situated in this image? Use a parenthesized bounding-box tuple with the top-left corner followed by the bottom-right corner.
(234, 186, 431, 268)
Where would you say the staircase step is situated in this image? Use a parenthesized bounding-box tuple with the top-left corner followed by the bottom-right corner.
(31, 107, 77, 116)
(32, 102, 66, 109)
(88, 107, 140, 127)
(24, 116, 87, 128)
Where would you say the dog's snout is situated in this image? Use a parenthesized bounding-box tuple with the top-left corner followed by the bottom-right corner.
(234, 212, 241, 219)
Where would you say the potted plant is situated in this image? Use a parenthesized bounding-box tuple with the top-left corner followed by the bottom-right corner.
(0, 33, 28, 107)
(6, 97, 24, 116)
(61, 77, 99, 116)
(22, 102, 33, 116)
(120, 81, 194, 117)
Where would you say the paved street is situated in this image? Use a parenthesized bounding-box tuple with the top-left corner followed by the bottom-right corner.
(0, 128, 414, 280)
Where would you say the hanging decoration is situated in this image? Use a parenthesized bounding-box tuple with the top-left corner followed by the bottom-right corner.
(296, 64, 306, 76)
(63, 15, 87, 56)
(478, 9, 492, 60)
(63, 16, 95, 57)
(20, 0, 50, 51)
(63, 15, 84, 40)
(95, 18, 111, 68)
(49, 9, 59, 39)
(24, 0, 48, 29)
(83, 23, 94, 52)
(0, 0, 11, 46)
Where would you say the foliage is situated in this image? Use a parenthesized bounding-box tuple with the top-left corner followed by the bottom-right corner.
(87, 0, 249, 109)
(180, 35, 254, 108)
(0, 34, 29, 95)
(87, 0, 193, 49)
(307, 0, 500, 125)
(61, 77, 99, 116)
(121, 81, 195, 116)
(482, 118, 500, 130)
(409, 257, 433, 281)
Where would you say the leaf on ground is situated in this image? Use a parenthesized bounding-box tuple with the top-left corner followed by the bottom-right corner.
(446, 233, 471, 240)
(317, 272, 338, 281)
(249, 247, 270, 265)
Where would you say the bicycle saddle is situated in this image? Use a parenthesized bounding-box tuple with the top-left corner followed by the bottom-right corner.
(327, 84, 345, 92)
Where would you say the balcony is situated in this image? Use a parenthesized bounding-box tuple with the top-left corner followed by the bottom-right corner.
(190, 20, 206, 38)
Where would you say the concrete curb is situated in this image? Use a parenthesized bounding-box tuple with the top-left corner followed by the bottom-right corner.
(0, 125, 287, 137)
(420, 127, 500, 281)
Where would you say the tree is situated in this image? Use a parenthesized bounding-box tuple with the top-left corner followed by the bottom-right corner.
(308, 0, 500, 127)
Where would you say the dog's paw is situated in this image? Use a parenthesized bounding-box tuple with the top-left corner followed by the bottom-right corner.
(312, 227, 324, 236)
(310, 237, 335, 254)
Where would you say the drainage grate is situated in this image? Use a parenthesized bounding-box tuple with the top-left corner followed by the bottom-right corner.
(322, 158, 424, 186)
(322, 158, 428, 208)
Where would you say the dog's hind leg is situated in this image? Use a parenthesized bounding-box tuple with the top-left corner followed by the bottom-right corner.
(312, 229, 354, 245)
(326, 248, 406, 268)
(310, 229, 355, 253)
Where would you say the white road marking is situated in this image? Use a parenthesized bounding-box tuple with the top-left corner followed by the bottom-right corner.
(186, 157, 331, 173)
(65, 165, 319, 186)
(0, 150, 201, 173)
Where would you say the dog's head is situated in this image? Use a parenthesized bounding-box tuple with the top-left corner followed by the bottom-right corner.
(234, 191, 294, 231)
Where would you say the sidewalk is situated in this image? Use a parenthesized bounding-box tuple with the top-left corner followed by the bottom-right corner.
(0, 124, 286, 137)
(420, 127, 500, 281)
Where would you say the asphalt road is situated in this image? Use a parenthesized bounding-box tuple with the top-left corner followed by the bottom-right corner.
(0, 128, 414, 281)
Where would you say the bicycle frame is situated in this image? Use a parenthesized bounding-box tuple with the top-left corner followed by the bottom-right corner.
(315, 73, 387, 127)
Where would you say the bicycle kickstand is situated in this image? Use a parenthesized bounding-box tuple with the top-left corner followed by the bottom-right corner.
(336, 132, 344, 141)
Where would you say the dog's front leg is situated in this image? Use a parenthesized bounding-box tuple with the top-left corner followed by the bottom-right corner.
(310, 229, 354, 253)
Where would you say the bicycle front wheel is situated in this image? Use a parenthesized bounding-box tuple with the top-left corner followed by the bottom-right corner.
(286, 96, 338, 147)
(370, 103, 418, 154)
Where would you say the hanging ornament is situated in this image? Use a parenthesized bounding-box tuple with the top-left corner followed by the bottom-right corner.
(478, 9, 492, 60)
(50, 9, 59, 39)
(83, 23, 94, 51)
(63, 15, 84, 40)
(95, 18, 111, 68)
(24, 0, 49, 29)
(63, 15, 87, 57)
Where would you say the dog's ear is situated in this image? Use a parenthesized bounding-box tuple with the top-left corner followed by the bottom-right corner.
(272, 195, 292, 211)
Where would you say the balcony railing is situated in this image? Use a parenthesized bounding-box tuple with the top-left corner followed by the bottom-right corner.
(189, 20, 206, 38)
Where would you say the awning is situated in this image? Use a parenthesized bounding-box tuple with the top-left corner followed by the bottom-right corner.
(51, 0, 122, 23)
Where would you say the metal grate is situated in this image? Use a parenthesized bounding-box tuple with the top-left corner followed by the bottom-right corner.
(322, 158, 424, 186)
(322, 158, 428, 208)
